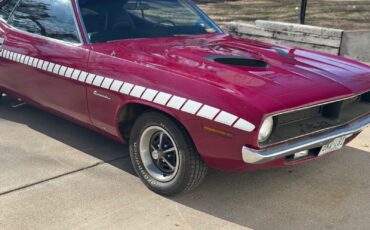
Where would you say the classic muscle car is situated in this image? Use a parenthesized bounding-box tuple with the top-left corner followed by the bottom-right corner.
(0, 0, 369, 195)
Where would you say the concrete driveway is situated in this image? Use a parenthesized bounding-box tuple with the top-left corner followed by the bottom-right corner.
(0, 96, 369, 230)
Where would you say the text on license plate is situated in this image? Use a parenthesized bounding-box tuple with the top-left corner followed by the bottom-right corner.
(319, 136, 347, 156)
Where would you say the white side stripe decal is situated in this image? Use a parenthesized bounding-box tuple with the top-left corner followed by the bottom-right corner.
(92, 75, 104, 86)
(141, 89, 158, 102)
(181, 100, 202, 115)
(85, 73, 95, 84)
(101, 78, 113, 89)
(110, 80, 123, 92)
(47, 63, 55, 72)
(59, 66, 67, 76)
(130, 85, 146, 98)
(153, 92, 172, 105)
(41, 61, 49, 71)
(196, 105, 220, 120)
(120, 82, 134, 94)
(37, 60, 43, 69)
(214, 111, 238, 126)
(71, 69, 81, 80)
(65, 67, 74, 78)
(78, 71, 89, 82)
(233, 118, 255, 132)
(167, 96, 186, 110)
(0, 49, 256, 132)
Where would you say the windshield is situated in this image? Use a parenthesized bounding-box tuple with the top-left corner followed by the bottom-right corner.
(78, 0, 222, 43)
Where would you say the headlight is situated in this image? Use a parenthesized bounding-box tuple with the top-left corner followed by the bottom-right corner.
(258, 116, 274, 143)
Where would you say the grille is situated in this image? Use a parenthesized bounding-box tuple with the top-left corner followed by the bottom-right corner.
(261, 91, 370, 147)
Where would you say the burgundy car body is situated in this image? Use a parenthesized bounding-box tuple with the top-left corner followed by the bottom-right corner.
(0, 0, 369, 172)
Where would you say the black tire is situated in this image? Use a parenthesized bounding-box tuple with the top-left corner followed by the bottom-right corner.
(129, 111, 207, 196)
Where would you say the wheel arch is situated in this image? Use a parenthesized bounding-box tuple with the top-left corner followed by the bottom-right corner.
(116, 101, 195, 146)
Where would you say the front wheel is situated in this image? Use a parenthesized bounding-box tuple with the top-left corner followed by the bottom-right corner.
(129, 111, 207, 196)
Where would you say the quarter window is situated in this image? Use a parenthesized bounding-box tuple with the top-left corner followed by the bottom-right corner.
(0, 0, 19, 20)
(9, 0, 80, 43)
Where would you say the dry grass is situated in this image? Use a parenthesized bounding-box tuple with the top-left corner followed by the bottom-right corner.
(195, 0, 370, 30)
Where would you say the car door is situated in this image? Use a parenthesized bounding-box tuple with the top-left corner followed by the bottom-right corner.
(0, 0, 91, 125)
(0, 0, 19, 89)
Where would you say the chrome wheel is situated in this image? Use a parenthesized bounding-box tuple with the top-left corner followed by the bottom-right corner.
(139, 126, 180, 182)
(130, 112, 208, 195)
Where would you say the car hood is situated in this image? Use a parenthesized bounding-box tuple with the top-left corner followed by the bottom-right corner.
(108, 33, 370, 114)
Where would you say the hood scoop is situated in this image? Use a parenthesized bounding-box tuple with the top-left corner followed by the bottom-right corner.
(205, 55, 269, 68)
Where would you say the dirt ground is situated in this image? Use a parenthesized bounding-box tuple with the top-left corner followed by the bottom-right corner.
(195, 0, 370, 30)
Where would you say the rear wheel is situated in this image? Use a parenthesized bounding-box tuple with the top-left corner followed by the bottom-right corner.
(129, 111, 207, 196)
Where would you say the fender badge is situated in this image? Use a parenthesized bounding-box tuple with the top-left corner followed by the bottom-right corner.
(93, 90, 111, 100)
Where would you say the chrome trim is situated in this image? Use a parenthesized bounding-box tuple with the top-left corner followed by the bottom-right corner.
(259, 113, 370, 148)
(139, 126, 180, 182)
(243, 116, 370, 164)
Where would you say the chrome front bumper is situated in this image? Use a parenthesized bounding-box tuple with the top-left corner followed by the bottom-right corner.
(242, 116, 370, 164)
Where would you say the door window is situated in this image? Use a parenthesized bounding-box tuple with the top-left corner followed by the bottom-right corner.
(0, 0, 19, 20)
(9, 0, 80, 43)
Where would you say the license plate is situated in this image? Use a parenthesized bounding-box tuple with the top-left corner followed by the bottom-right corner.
(318, 136, 346, 156)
